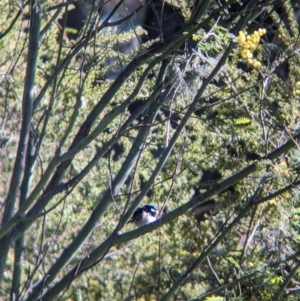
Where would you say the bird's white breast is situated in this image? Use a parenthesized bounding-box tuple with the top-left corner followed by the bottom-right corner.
(135, 212, 156, 227)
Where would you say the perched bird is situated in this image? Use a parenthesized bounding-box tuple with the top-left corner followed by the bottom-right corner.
(129, 204, 157, 227)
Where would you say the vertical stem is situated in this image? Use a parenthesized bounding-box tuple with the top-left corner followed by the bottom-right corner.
(0, 0, 41, 284)
(11, 130, 36, 300)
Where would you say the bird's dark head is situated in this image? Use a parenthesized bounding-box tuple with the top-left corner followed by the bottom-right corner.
(143, 204, 157, 217)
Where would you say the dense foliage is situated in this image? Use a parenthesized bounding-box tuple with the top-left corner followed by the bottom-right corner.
(0, 0, 300, 300)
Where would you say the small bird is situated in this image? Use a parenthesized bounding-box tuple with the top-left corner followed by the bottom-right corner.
(128, 204, 157, 227)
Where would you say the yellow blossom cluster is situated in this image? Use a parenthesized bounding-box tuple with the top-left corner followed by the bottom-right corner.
(237, 28, 266, 68)
(294, 81, 300, 96)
